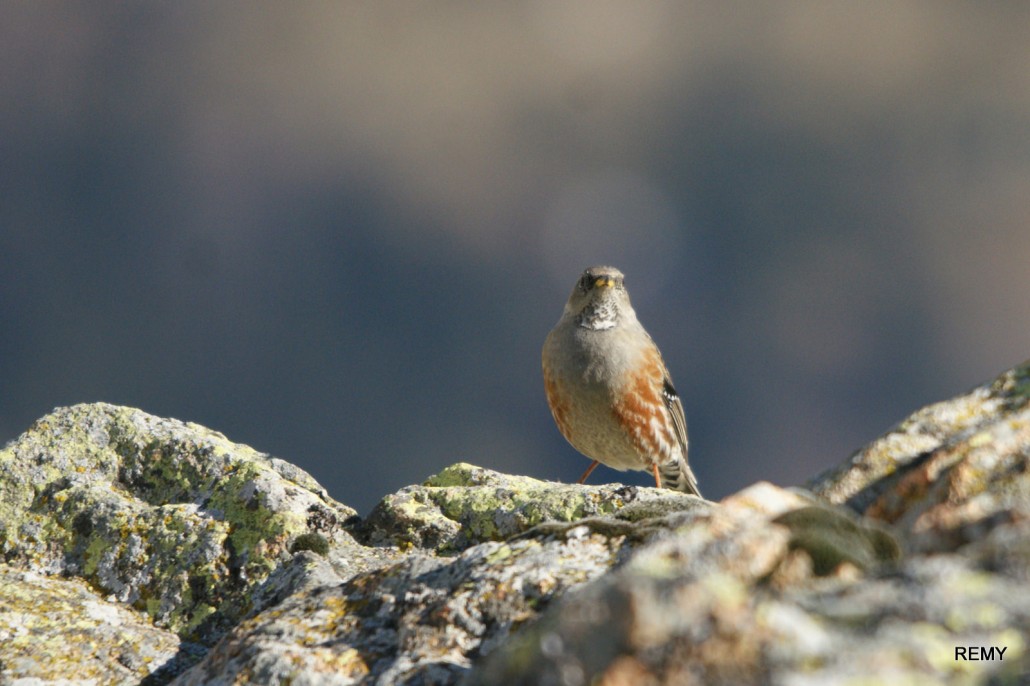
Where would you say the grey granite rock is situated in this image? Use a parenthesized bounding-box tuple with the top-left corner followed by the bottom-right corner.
(3, 361, 1030, 685)
(175, 467, 708, 685)
(464, 483, 1010, 685)
(468, 361, 1030, 685)
(808, 360, 1030, 516)
(0, 403, 397, 681)
(0, 565, 190, 684)
(358, 461, 707, 552)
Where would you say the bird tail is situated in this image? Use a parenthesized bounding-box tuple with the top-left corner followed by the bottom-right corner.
(658, 455, 702, 497)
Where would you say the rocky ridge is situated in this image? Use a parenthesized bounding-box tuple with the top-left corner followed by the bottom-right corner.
(0, 359, 1027, 685)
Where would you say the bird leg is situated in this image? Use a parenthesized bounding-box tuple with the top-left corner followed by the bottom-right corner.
(576, 460, 600, 484)
(652, 462, 662, 488)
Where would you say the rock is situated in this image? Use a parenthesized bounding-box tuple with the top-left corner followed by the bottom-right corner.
(809, 360, 1030, 557)
(3, 361, 1030, 685)
(0, 565, 190, 684)
(176, 469, 709, 685)
(772, 505, 900, 576)
(358, 462, 708, 552)
(0, 403, 395, 680)
(808, 360, 1030, 514)
(176, 529, 621, 685)
(468, 361, 1030, 685)
(468, 544, 1030, 685)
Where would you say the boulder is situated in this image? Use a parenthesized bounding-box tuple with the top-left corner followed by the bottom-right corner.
(2, 360, 1028, 684)
(0, 403, 394, 682)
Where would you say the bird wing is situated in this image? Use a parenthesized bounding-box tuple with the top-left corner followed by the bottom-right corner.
(660, 373, 701, 496)
(661, 376, 689, 457)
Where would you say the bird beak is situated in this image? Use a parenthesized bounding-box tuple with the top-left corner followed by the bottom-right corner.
(594, 277, 615, 289)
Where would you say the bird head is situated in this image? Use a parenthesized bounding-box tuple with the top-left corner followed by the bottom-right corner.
(564, 265, 632, 330)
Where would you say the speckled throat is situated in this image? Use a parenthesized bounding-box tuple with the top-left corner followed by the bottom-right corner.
(576, 299, 619, 330)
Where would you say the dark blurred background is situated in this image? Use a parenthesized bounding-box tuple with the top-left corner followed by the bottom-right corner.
(3, 4, 1029, 514)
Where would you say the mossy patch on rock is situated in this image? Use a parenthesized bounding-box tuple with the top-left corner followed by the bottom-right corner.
(359, 462, 704, 552)
(0, 403, 359, 644)
(6, 360, 1030, 686)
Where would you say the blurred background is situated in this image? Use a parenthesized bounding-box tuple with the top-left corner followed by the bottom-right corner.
(3, 3, 1029, 514)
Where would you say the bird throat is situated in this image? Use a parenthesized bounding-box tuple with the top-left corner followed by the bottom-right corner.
(576, 300, 618, 330)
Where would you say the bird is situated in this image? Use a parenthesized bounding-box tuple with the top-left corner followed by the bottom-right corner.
(542, 265, 701, 496)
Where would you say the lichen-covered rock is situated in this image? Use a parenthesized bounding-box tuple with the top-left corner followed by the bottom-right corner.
(809, 360, 1030, 513)
(175, 468, 712, 685)
(467, 362, 1030, 685)
(0, 403, 382, 648)
(175, 530, 621, 685)
(465, 484, 1025, 686)
(809, 360, 1030, 558)
(470, 551, 1030, 685)
(0, 566, 190, 684)
(5, 361, 1030, 686)
(360, 462, 706, 552)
